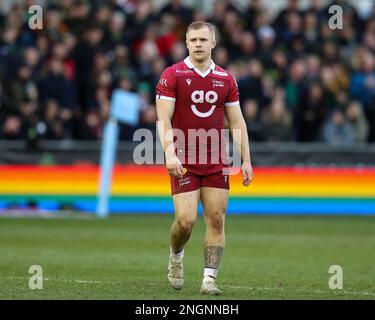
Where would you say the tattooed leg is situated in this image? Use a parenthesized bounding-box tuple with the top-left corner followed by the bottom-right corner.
(201, 245, 225, 295)
(204, 245, 224, 278)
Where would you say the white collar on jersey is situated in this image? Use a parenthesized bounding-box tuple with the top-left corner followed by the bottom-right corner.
(183, 56, 215, 78)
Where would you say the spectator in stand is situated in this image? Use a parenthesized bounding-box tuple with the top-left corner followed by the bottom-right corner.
(148, 56, 166, 99)
(257, 26, 276, 68)
(79, 86, 111, 140)
(303, 12, 319, 53)
(243, 0, 264, 32)
(110, 45, 138, 90)
(7, 65, 37, 114)
(261, 87, 294, 142)
(238, 59, 268, 107)
(284, 59, 306, 111)
(242, 99, 265, 142)
(237, 31, 257, 62)
(212, 46, 229, 69)
(345, 100, 369, 143)
(273, 0, 302, 33)
(140, 104, 157, 137)
(295, 82, 327, 142)
(305, 0, 325, 24)
(38, 57, 74, 137)
(41, 99, 65, 140)
(269, 48, 288, 85)
(322, 109, 355, 146)
(305, 55, 321, 82)
(106, 10, 131, 49)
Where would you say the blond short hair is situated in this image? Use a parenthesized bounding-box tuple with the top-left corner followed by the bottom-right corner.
(186, 21, 216, 40)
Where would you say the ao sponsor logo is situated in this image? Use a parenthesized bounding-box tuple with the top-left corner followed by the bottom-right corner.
(191, 90, 218, 118)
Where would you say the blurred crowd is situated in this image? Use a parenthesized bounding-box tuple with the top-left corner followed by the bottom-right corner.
(0, 0, 374, 147)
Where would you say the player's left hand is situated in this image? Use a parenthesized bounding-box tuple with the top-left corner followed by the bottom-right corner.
(241, 161, 253, 186)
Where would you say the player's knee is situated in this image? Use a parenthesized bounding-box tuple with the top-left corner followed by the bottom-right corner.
(176, 217, 196, 234)
(211, 219, 224, 234)
(206, 211, 225, 233)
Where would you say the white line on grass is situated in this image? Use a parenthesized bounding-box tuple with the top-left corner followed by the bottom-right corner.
(2, 276, 374, 297)
(0, 276, 101, 284)
(46, 278, 102, 284)
(225, 285, 375, 297)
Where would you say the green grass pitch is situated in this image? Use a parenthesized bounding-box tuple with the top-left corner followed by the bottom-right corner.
(0, 214, 374, 300)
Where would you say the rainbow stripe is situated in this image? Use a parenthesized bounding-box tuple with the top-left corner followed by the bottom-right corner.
(0, 165, 374, 214)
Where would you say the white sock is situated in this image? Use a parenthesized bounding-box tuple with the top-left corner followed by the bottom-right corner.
(170, 247, 184, 259)
(203, 268, 218, 279)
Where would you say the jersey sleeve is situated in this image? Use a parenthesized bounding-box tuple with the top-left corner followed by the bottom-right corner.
(156, 67, 176, 102)
(225, 74, 240, 107)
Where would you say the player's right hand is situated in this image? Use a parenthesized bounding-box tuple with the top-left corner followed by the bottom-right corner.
(241, 161, 254, 186)
(166, 155, 184, 179)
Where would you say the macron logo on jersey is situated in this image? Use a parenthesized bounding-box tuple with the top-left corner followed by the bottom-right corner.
(159, 78, 167, 86)
(186, 79, 192, 86)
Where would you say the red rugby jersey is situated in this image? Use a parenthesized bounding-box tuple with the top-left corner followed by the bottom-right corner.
(156, 57, 239, 171)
